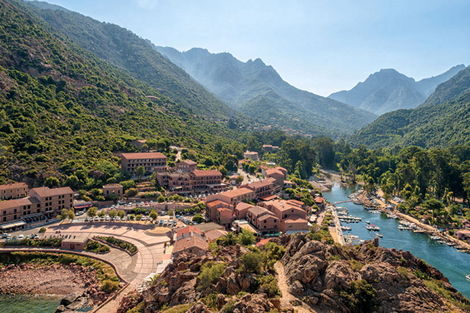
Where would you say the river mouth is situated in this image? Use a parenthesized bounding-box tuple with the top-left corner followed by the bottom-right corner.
(0, 294, 61, 313)
(323, 183, 470, 299)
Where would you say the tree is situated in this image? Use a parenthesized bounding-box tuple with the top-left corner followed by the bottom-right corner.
(125, 188, 138, 197)
(149, 209, 158, 221)
(117, 210, 126, 219)
(45, 176, 60, 188)
(97, 210, 105, 218)
(192, 213, 204, 224)
(136, 166, 145, 180)
(240, 252, 262, 273)
(136, 214, 143, 221)
(108, 209, 118, 220)
(237, 229, 256, 245)
(67, 209, 75, 221)
(87, 207, 98, 218)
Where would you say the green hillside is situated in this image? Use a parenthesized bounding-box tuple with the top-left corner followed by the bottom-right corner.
(352, 66, 470, 148)
(27, 0, 237, 120)
(0, 0, 245, 186)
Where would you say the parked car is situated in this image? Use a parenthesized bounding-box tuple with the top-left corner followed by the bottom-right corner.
(18, 234, 25, 240)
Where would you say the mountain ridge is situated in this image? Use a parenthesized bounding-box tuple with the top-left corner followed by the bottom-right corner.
(329, 65, 465, 115)
(155, 46, 376, 137)
(351, 66, 470, 148)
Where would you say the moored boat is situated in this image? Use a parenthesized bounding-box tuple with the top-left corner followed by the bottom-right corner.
(366, 224, 380, 231)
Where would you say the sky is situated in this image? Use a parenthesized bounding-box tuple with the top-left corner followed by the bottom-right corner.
(37, 0, 470, 96)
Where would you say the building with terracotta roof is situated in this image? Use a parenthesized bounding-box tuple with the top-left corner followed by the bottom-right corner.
(103, 183, 123, 198)
(263, 168, 286, 186)
(172, 235, 209, 257)
(120, 152, 167, 174)
(246, 206, 279, 233)
(234, 202, 253, 219)
(260, 199, 309, 233)
(0, 182, 28, 200)
(204, 229, 228, 242)
(216, 207, 234, 227)
(29, 186, 74, 214)
(0, 198, 33, 224)
(1, 186, 74, 230)
(243, 151, 259, 161)
(205, 187, 256, 206)
(243, 178, 277, 198)
(156, 160, 226, 195)
(176, 225, 203, 241)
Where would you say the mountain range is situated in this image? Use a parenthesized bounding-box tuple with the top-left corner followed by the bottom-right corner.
(155, 46, 376, 137)
(352, 65, 470, 148)
(329, 65, 466, 115)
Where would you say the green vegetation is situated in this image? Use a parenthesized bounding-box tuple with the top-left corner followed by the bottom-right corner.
(339, 145, 470, 228)
(4, 237, 62, 248)
(337, 279, 378, 313)
(95, 236, 137, 255)
(84, 240, 110, 254)
(197, 261, 227, 291)
(214, 230, 256, 247)
(308, 212, 335, 244)
(0, 0, 248, 187)
(0, 251, 119, 292)
(353, 67, 470, 148)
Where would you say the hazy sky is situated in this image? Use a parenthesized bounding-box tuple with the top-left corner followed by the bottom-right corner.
(39, 0, 470, 96)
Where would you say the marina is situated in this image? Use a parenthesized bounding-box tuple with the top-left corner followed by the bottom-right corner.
(324, 183, 470, 298)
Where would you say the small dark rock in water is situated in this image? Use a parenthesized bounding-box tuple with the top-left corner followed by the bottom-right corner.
(56, 292, 91, 313)
(59, 293, 80, 306)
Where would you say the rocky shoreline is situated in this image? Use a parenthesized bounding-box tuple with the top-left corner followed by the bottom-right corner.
(0, 263, 109, 312)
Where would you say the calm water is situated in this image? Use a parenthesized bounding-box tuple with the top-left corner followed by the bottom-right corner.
(323, 183, 470, 299)
(0, 295, 60, 313)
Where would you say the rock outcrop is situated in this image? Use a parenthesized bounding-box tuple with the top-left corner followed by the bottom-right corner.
(120, 234, 469, 313)
(281, 234, 470, 313)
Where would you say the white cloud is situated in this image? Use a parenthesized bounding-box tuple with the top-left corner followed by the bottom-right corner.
(135, 0, 159, 10)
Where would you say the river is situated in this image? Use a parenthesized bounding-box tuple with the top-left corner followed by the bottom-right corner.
(323, 183, 470, 299)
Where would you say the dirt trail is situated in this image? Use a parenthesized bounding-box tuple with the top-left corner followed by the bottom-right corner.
(274, 262, 317, 313)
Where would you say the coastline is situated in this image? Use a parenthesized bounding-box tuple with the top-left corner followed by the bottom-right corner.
(354, 189, 470, 253)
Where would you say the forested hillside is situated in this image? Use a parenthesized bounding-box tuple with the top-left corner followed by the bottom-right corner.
(352, 66, 470, 148)
(27, 0, 237, 120)
(155, 46, 376, 137)
(0, 0, 246, 186)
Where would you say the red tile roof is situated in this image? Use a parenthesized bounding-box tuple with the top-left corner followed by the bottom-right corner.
(192, 169, 222, 177)
(219, 187, 254, 199)
(245, 178, 276, 190)
(248, 206, 274, 217)
(120, 152, 167, 160)
(173, 235, 209, 254)
(30, 187, 73, 198)
(256, 238, 273, 247)
(0, 198, 32, 210)
(206, 200, 229, 208)
(260, 195, 278, 201)
(314, 197, 325, 203)
(0, 182, 28, 190)
(205, 229, 228, 242)
(176, 226, 203, 238)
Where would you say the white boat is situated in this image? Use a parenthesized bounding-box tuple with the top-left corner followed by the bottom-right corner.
(376, 233, 383, 238)
(430, 235, 441, 240)
(466, 274, 470, 281)
(341, 226, 352, 231)
(366, 224, 380, 231)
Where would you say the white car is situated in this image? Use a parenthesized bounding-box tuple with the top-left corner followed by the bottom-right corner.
(18, 234, 25, 240)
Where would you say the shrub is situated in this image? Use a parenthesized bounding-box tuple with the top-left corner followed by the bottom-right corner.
(240, 252, 262, 273)
(38, 227, 46, 233)
(197, 262, 226, 290)
(85, 240, 110, 254)
(95, 236, 137, 255)
(257, 275, 280, 298)
(101, 279, 120, 293)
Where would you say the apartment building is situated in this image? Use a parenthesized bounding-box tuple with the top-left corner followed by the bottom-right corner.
(0, 186, 74, 231)
(0, 182, 28, 200)
(120, 152, 167, 174)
